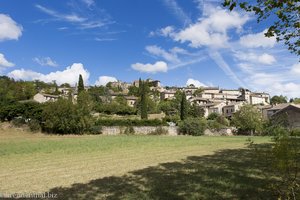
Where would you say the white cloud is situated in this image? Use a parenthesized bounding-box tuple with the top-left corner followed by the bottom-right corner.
(8, 63, 89, 86)
(131, 61, 168, 73)
(234, 52, 276, 65)
(291, 63, 300, 74)
(35, 5, 86, 23)
(209, 51, 246, 87)
(239, 29, 276, 48)
(0, 53, 15, 68)
(247, 72, 300, 98)
(146, 45, 180, 63)
(186, 78, 206, 87)
(162, 0, 191, 25)
(33, 57, 58, 67)
(149, 26, 175, 37)
(0, 14, 23, 41)
(172, 6, 249, 48)
(95, 76, 117, 86)
(35, 4, 113, 30)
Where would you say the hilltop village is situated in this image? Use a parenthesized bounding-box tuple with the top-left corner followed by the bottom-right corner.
(33, 78, 270, 118)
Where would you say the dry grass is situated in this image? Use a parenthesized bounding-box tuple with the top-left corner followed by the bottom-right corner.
(0, 127, 271, 199)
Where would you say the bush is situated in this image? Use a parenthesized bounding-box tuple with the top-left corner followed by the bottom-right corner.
(95, 118, 166, 127)
(123, 126, 135, 135)
(290, 129, 300, 136)
(207, 112, 219, 120)
(149, 126, 168, 135)
(162, 115, 180, 124)
(88, 125, 102, 135)
(28, 119, 41, 132)
(11, 117, 25, 127)
(215, 115, 230, 126)
(208, 120, 225, 131)
(179, 118, 207, 136)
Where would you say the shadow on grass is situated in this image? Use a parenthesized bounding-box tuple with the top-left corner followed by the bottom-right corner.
(48, 144, 276, 200)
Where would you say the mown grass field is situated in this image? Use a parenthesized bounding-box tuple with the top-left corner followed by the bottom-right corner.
(0, 128, 273, 199)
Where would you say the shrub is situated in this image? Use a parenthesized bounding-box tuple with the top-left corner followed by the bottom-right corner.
(179, 118, 207, 136)
(95, 118, 166, 127)
(11, 117, 25, 127)
(162, 115, 180, 124)
(215, 115, 230, 126)
(28, 119, 41, 132)
(124, 126, 135, 135)
(207, 112, 219, 120)
(290, 129, 300, 136)
(88, 125, 102, 135)
(208, 120, 225, 131)
(42, 99, 94, 134)
(149, 126, 168, 135)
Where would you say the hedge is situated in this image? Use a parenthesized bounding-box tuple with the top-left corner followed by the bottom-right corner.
(95, 118, 167, 126)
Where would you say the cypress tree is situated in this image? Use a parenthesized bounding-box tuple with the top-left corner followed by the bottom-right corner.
(140, 80, 148, 119)
(180, 92, 188, 120)
(77, 74, 84, 94)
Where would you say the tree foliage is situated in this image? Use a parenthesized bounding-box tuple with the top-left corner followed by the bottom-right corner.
(270, 95, 288, 105)
(42, 98, 93, 134)
(77, 74, 85, 94)
(180, 92, 188, 120)
(139, 79, 149, 119)
(223, 0, 300, 56)
(232, 104, 263, 135)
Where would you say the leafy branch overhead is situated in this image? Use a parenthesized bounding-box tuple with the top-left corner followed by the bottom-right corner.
(223, 0, 300, 56)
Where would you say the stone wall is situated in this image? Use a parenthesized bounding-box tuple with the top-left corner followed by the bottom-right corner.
(204, 128, 235, 136)
(101, 126, 179, 136)
(101, 126, 234, 136)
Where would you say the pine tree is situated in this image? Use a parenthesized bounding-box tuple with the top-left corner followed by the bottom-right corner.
(180, 92, 188, 120)
(77, 74, 84, 94)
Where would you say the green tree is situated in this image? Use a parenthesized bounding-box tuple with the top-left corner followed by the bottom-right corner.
(207, 112, 220, 120)
(42, 98, 93, 134)
(189, 104, 205, 118)
(223, 0, 300, 56)
(270, 95, 288, 105)
(292, 98, 300, 104)
(180, 92, 188, 120)
(139, 80, 148, 119)
(77, 74, 85, 94)
(232, 104, 263, 135)
(128, 85, 139, 96)
(158, 100, 177, 116)
(193, 88, 204, 97)
(179, 118, 207, 136)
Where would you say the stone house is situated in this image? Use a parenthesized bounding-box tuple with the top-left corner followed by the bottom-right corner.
(222, 102, 244, 118)
(160, 90, 177, 100)
(124, 96, 138, 107)
(270, 104, 300, 129)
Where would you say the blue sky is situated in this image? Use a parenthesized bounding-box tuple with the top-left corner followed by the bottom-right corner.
(0, 0, 299, 97)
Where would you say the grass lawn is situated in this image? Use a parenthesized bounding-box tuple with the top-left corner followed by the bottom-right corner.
(0, 129, 273, 199)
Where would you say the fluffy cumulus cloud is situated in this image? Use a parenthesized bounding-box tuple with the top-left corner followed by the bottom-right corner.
(239, 29, 276, 48)
(0, 14, 23, 41)
(8, 63, 89, 85)
(186, 78, 206, 87)
(95, 76, 117, 86)
(234, 52, 276, 65)
(33, 57, 58, 67)
(171, 6, 249, 48)
(0, 53, 15, 68)
(131, 61, 168, 73)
